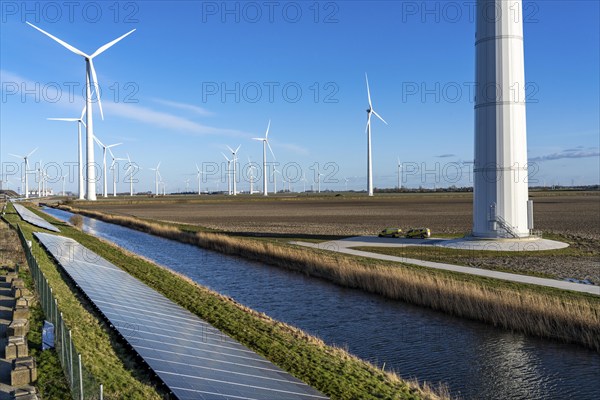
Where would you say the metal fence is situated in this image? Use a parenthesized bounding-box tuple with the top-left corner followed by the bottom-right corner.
(16, 224, 103, 399)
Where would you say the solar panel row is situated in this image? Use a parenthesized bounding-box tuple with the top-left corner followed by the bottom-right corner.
(13, 203, 60, 232)
(34, 232, 328, 400)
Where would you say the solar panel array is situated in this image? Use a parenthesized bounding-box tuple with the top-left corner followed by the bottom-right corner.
(13, 203, 60, 232)
(34, 232, 328, 400)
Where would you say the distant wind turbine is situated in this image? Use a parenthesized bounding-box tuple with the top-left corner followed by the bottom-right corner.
(149, 162, 161, 195)
(195, 164, 203, 195)
(226, 145, 241, 195)
(222, 153, 232, 195)
(61, 172, 69, 196)
(94, 137, 122, 197)
(252, 120, 276, 196)
(9, 148, 37, 199)
(397, 157, 403, 190)
(125, 154, 136, 196)
(27, 21, 135, 201)
(365, 73, 387, 197)
(47, 106, 86, 199)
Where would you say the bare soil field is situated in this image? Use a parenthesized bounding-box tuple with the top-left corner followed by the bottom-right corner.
(75, 191, 600, 239)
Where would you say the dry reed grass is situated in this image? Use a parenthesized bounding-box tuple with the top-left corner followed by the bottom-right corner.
(59, 205, 600, 352)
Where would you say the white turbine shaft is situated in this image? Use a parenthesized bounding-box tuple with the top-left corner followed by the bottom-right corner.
(473, 0, 529, 238)
(222, 153, 231, 195)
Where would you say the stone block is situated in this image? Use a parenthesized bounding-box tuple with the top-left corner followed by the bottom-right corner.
(10, 357, 37, 386)
(16, 295, 35, 307)
(12, 305, 29, 320)
(8, 319, 29, 337)
(10, 386, 38, 400)
(5, 336, 28, 360)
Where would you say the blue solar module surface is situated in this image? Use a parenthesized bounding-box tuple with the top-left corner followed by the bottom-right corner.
(13, 203, 60, 232)
(34, 232, 329, 400)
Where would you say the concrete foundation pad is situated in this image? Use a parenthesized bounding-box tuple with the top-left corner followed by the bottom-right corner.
(333, 235, 569, 252)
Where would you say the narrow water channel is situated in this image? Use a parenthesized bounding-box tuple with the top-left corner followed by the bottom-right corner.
(42, 207, 600, 400)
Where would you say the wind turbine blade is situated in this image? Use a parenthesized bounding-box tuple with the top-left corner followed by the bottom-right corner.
(265, 120, 271, 138)
(365, 73, 372, 107)
(157, 162, 161, 170)
(365, 113, 371, 133)
(108, 147, 116, 159)
(90, 29, 136, 58)
(89, 59, 104, 120)
(372, 110, 388, 125)
(252, 138, 264, 141)
(9, 154, 23, 159)
(93, 136, 104, 148)
(80, 105, 86, 120)
(196, 163, 200, 172)
(235, 144, 241, 153)
(107, 143, 122, 148)
(27, 147, 38, 157)
(267, 141, 276, 161)
(26, 22, 88, 58)
(226, 145, 234, 153)
(47, 118, 78, 121)
(221, 153, 230, 161)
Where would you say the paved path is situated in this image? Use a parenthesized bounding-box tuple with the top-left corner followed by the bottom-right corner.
(292, 237, 599, 296)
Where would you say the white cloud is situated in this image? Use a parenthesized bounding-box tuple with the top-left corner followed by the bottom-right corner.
(150, 98, 214, 117)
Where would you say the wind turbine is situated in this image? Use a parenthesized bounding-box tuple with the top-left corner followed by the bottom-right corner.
(344, 177, 349, 192)
(247, 157, 257, 195)
(397, 158, 403, 190)
(195, 164, 203, 195)
(272, 168, 281, 194)
(222, 153, 232, 195)
(48, 105, 86, 199)
(10, 148, 37, 199)
(27, 22, 135, 201)
(184, 179, 190, 193)
(61, 172, 69, 196)
(149, 162, 161, 195)
(94, 137, 122, 197)
(365, 73, 388, 197)
(108, 148, 126, 197)
(252, 120, 276, 196)
(317, 173, 324, 193)
(125, 154, 136, 196)
(226, 145, 241, 196)
(302, 173, 307, 193)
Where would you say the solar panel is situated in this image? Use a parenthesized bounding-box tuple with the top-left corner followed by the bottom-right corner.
(34, 232, 328, 400)
(13, 203, 60, 232)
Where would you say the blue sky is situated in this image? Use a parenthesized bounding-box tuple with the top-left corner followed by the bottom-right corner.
(1, 0, 599, 193)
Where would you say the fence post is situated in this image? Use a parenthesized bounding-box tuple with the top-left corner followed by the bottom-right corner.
(60, 312, 65, 364)
(100, 384, 103, 400)
(69, 330, 74, 384)
(78, 353, 84, 400)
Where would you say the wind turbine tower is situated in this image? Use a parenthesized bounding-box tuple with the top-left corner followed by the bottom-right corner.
(473, 0, 531, 238)
(364, 74, 387, 197)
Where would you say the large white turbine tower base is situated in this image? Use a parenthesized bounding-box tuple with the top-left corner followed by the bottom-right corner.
(473, 0, 530, 238)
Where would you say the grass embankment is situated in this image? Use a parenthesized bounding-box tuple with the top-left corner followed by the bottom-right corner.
(1, 209, 70, 398)
(57, 205, 600, 352)
(14, 203, 449, 400)
(3, 205, 169, 400)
